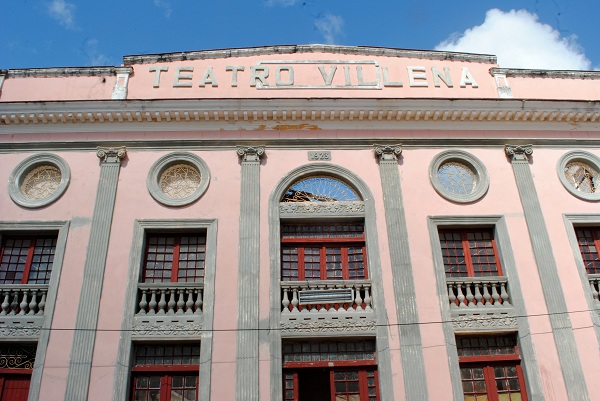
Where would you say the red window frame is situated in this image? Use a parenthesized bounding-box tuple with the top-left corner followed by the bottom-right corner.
(281, 223, 368, 281)
(142, 234, 206, 283)
(575, 227, 600, 275)
(282, 340, 379, 401)
(130, 344, 199, 401)
(0, 236, 57, 285)
(457, 335, 528, 401)
(0, 370, 32, 401)
(439, 229, 503, 277)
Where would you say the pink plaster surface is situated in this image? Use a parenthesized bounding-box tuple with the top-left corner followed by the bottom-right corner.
(508, 76, 600, 101)
(0, 76, 116, 102)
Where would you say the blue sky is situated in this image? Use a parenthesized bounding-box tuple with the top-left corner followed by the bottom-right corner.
(1, 0, 598, 70)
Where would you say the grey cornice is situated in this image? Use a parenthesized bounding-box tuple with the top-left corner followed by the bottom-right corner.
(491, 67, 600, 80)
(123, 44, 497, 65)
(2, 98, 600, 129)
(6, 67, 117, 78)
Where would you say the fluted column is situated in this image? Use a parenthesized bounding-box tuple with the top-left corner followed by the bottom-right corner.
(64, 147, 126, 401)
(505, 144, 590, 401)
(235, 146, 264, 401)
(374, 144, 429, 401)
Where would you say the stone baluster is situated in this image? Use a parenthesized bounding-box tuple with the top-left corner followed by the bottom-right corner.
(185, 290, 194, 314)
(456, 284, 466, 307)
(157, 290, 167, 314)
(1, 292, 9, 315)
(281, 287, 290, 313)
(37, 291, 46, 316)
(354, 285, 364, 312)
(482, 283, 491, 306)
(138, 290, 148, 315)
(465, 284, 475, 307)
(491, 283, 500, 306)
(194, 289, 203, 313)
(28, 291, 38, 315)
(176, 289, 185, 314)
(148, 290, 157, 314)
(590, 279, 599, 302)
(474, 283, 483, 307)
(167, 289, 176, 315)
(18, 291, 28, 315)
(291, 288, 299, 312)
(10, 292, 19, 315)
(500, 282, 511, 306)
(448, 284, 457, 308)
(364, 285, 372, 311)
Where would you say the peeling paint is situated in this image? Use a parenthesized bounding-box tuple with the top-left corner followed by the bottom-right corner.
(255, 123, 320, 131)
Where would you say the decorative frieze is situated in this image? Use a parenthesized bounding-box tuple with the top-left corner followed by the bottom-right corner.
(280, 319, 376, 334)
(279, 201, 364, 215)
(452, 315, 518, 330)
(132, 323, 203, 337)
(0, 320, 42, 338)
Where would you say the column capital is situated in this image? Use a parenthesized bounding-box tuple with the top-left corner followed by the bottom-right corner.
(237, 146, 265, 162)
(96, 146, 127, 163)
(374, 144, 402, 161)
(505, 144, 533, 161)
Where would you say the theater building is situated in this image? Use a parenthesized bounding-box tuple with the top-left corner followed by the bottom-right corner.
(0, 45, 599, 401)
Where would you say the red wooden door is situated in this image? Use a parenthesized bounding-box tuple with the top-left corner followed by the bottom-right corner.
(0, 375, 31, 401)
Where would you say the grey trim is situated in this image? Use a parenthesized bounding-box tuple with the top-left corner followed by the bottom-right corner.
(7, 67, 116, 78)
(491, 67, 600, 79)
(268, 163, 395, 401)
(506, 144, 591, 401)
(235, 147, 264, 401)
(123, 44, 497, 65)
(0, 71, 6, 95)
(146, 152, 211, 206)
(0, 221, 69, 401)
(64, 148, 126, 401)
(429, 150, 489, 203)
(8, 153, 71, 208)
(562, 214, 600, 346)
(375, 146, 428, 401)
(112, 219, 218, 401)
(557, 151, 600, 201)
(428, 216, 544, 401)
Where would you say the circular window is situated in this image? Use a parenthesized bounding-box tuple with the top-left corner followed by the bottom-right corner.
(430, 150, 489, 203)
(8, 154, 71, 208)
(147, 152, 210, 206)
(557, 151, 600, 201)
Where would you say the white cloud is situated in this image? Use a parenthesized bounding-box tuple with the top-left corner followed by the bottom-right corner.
(265, 0, 297, 6)
(435, 9, 591, 70)
(83, 39, 110, 66)
(47, 0, 76, 29)
(154, 0, 173, 18)
(315, 14, 343, 45)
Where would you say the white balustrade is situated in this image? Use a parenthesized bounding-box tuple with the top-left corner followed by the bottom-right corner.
(281, 280, 372, 314)
(0, 285, 48, 316)
(137, 283, 203, 315)
(589, 274, 600, 303)
(446, 277, 511, 308)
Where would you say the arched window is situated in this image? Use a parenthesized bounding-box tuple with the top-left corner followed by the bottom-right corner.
(281, 176, 361, 203)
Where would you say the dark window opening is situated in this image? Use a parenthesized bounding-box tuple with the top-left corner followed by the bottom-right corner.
(439, 229, 502, 278)
(142, 234, 206, 283)
(0, 236, 57, 284)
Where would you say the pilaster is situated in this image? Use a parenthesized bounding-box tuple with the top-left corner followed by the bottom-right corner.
(0, 70, 6, 98)
(111, 67, 133, 100)
(235, 146, 264, 401)
(505, 144, 590, 401)
(374, 144, 429, 401)
(64, 146, 126, 401)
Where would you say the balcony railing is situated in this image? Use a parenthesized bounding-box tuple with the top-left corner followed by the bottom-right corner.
(589, 274, 600, 303)
(446, 276, 511, 308)
(0, 285, 48, 316)
(136, 283, 203, 315)
(281, 280, 372, 314)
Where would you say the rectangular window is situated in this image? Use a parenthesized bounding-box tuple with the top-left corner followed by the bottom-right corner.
(142, 234, 206, 283)
(0, 344, 36, 401)
(575, 227, 600, 275)
(439, 229, 502, 277)
(0, 236, 57, 284)
(131, 344, 199, 401)
(457, 335, 528, 401)
(281, 223, 367, 281)
(282, 340, 379, 401)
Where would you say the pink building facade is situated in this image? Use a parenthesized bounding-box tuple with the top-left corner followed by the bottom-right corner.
(0, 45, 599, 401)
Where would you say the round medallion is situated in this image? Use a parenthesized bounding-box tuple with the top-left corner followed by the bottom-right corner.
(557, 151, 600, 201)
(429, 150, 489, 203)
(21, 165, 62, 200)
(564, 161, 599, 194)
(159, 164, 202, 199)
(436, 161, 477, 196)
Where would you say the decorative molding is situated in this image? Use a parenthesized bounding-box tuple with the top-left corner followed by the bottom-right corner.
(8, 153, 71, 209)
(111, 67, 133, 100)
(452, 315, 518, 330)
(279, 201, 364, 215)
(505, 144, 533, 161)
(236, 145, 265, 162)
(491, 67, 600, 80)
(132, 323, 203, 337)
(373, 144, 402, 161)
(146, 152, 211, 207)
(280, 319, 376, 334)
(96, 146, 127, 163)
(557, 151, 600, 201)
(429, 150, 489, 203)
(0, 321, 42, 338)
(6, 66, 116, 78)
